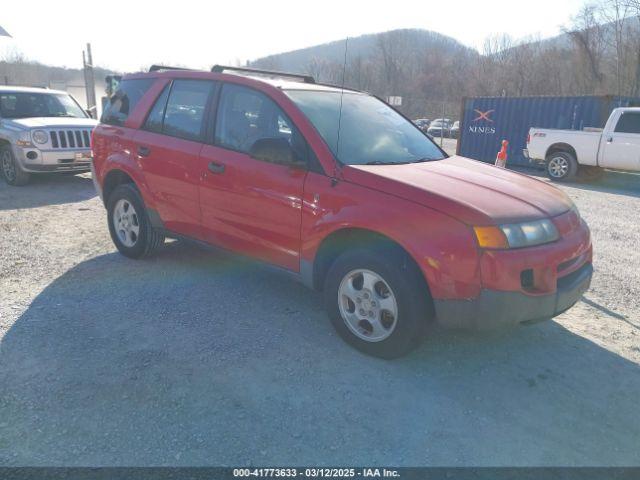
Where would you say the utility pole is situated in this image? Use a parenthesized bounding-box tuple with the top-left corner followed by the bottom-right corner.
(440, 102, 445, 147)
(82, 43, 97, 118)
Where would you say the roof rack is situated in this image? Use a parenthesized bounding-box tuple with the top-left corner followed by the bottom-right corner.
(149, 65, 197, 72)
(211, 65, 315, 84)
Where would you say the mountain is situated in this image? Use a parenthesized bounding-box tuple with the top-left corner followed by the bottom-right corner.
(248, 21, 640, 118)
(0, 58, 115, 112)
(250, 28, 477, 80)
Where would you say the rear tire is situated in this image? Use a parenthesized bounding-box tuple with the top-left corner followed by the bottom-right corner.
(546, 151, 578, 182)
(1, 146, 30, 186)
(107, 184, 164, 258)
(323, 248, 432, 359)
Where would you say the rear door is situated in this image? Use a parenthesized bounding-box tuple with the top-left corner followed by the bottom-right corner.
(198, 83, 310, 271)
(600, 111, 640, 171)
(133, 79, 216, 239)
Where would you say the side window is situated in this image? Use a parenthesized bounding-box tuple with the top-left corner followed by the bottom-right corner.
(162, 80, 213, 141)
(214, 84, 307, 167)
(614, 113, 640, 134)
(101, 78, 154, 126)
(143, 85, 170, 134)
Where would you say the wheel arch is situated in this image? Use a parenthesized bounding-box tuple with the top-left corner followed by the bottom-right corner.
(545, 143, 577, 162)
(309, 227, 433, 302)
(102, 168, 138, 207)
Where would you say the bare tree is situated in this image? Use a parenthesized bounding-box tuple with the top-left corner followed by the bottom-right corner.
(598, 0, 631, 95)
(623, 0, 640, 95)
(564, 4, 607, 92)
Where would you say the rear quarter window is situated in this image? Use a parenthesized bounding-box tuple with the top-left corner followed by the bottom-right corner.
(101, 78, 155, 126)
(614, 112, 640, 134)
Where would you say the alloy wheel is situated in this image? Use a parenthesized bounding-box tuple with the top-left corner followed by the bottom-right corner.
(112, 199, 140, 247)
(548, 156, 569, 178)
(1, 150, 16, 183)
(338, 269, 398, 342)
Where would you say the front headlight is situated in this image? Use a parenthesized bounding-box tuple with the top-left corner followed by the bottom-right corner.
(32, 130, 49, 144)
(474, 219, 559, 249)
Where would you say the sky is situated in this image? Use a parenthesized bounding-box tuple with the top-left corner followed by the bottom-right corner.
(0, 0, 586, 72)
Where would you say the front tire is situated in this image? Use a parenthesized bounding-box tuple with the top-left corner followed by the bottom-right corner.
(1, 146, 30, 186)
(546, 151, 578, 182)
(107, 184, 164, 258)
(324, 248, 432, 359)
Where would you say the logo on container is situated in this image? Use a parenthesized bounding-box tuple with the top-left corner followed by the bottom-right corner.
(469, 109, 496, 134)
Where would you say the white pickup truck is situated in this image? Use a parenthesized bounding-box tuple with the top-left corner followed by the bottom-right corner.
(526, 107, 640, 181)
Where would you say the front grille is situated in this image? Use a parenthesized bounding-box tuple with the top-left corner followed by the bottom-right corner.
(48, 129, 92, 149)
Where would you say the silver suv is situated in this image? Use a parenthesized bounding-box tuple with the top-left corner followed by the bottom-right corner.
(0, 86, 98, 185)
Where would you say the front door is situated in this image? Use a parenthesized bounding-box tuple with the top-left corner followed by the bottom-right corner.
(600, 111, 640, 171)
(198, 83, 309, 271)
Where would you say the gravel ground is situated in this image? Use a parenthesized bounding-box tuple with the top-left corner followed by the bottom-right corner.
(0, 167, 639, 467)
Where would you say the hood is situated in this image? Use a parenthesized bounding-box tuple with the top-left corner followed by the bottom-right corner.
(342, 156, 572, 225)
(3, 117, 98, 129)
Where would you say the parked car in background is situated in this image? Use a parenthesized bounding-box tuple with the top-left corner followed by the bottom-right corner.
(92, 65, 592, 358)
(450, 120, 460, 139)
(427, 118, 453, 138)
(0, 86, 97, 186)
(526, 107, 640, 181)
(413, 118, 430, 132)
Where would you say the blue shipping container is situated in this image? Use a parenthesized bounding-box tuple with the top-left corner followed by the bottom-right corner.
(457, 95, 640, 166)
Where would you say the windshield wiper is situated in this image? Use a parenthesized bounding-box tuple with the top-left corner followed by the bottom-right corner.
(410, 157, 435, 163)
(364, 160, 408, 165)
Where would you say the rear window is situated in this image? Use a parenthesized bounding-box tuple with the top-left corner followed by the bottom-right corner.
(101, 78, 154, 126)
(614, 112, 640, 134)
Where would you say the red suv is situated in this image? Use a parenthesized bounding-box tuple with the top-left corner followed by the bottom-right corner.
(92, 65, 593, 358)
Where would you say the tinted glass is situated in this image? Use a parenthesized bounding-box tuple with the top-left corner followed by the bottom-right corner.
(163, 80, 213, 141)
(615, 113, 640, 134)
(0, 92, 86, 119)
(143, 85, 170, 134)
(101, 78, 154, 126)
(286, 90, 445, 165)
(215, 84, 307, 166)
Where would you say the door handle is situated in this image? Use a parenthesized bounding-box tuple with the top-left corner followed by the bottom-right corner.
(607, 137, 613, 143)
(208, 161, 225, 174)
(137, 145, 151, 157)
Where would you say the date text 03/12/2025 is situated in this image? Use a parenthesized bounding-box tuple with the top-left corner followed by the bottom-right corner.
(232, 468, 400, 478)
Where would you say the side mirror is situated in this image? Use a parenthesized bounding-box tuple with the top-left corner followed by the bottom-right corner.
(249, 137, 305, 168)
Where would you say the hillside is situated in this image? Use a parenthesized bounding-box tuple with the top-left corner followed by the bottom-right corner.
(250, 29, 475, 76)
(0, 58, 115, 111)
(250, 29, 479, 119)
(249, 20, 640, 119)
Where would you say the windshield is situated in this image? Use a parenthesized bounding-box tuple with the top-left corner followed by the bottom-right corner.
(0, 91, 87, 119)
(285, 90, 445, 165)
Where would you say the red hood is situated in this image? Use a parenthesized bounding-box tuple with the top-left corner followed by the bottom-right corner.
(342, 156, 572, 225)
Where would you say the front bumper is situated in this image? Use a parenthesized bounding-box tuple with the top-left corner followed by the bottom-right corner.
(434, 210, 592, 330)
(434, 262, 592, 329)
(16, 146, 92, 173)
